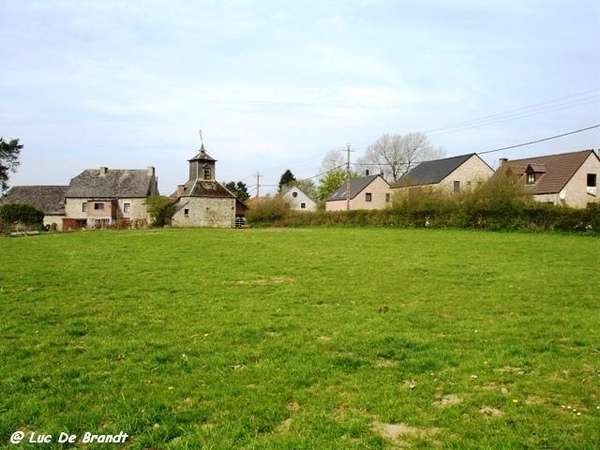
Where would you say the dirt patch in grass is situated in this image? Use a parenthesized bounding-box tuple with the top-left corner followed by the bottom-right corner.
(375, 358, 398, 368)
(433, 394, 463, 408)
(495, 366, 525, 375)
(372, 421, 440, 441)
(230, 276, 295, 286)
(479, 406, 504, 417)
(275, 418, 293, 434)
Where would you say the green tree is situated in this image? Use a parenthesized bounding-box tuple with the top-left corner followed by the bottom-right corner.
(224, 181, 250, 202)
(278, 169, 296, 192)
(0, 137, 23, 193)
(317, 170, 351, 201)
(144, 195, 176, 227)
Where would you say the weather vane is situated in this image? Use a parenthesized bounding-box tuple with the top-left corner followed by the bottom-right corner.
(199, 129, 204, 147)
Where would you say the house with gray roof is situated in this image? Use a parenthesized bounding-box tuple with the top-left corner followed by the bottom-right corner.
(390, 153, 493, 195)
(170, 144, 247, 227)
(326, 174, 391, 211)
(63, 166, 158, 229)
(493, 149, 600, 208)
(1, 185, 68, 230)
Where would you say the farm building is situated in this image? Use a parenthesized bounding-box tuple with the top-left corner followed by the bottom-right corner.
(63, 166, 158, 229)
(0, 185, 68, 230)
(170, 145, 247, 227)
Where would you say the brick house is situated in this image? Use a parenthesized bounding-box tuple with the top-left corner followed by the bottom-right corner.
(170, 145, 247, 227)
(63, 166, 158, 229)
(390, 153, 494, 196)
(494, 149, 600, 208)
(326, 174, 391, 211)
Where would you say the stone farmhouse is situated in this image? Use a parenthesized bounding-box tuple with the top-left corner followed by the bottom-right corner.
(326, 174, 391, 211)
(390, 153, 494, 196)
(281, 185, 317, 212)
(493, 149, 600, 208)
(0, 185, 68, 230)
(170, 145, 247, 227)
(63, 166, 159, 229)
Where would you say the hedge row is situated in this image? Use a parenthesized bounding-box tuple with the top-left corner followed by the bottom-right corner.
(247, 194, 600, 234)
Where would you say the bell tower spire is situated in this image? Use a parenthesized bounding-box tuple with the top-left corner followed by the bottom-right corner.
(188, 131, 216, 181)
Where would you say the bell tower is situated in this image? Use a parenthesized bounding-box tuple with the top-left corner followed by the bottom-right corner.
(188, 132, 216, 181)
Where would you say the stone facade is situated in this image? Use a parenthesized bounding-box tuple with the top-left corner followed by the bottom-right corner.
(170, 144, 245, 227)
(63, 166, 158, 229)
(171, 196, 236, 227)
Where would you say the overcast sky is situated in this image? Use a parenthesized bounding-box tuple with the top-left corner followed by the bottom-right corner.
(2, 0, 599, 195)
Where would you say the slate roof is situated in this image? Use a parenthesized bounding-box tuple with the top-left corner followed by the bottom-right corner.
(66, 168, 157, 198)
(0, 185, 68, 215)
(189, 146, 216, 162)
(174, 179, 236, 199)
(392, 153, 476, 187)
(498, 149, 597, 195)
(327, 174, 383, 201)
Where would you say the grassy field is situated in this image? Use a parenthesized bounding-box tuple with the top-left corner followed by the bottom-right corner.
(0, 228, 598, 449)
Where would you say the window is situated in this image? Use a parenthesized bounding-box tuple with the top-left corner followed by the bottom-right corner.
(527, 172, 535, 184)
(385, 193, 390, 203)
(82, 202, 87, 212)
(184, 209, 190, 218)
(365, 193, 372, 202)
(94, 203, 104, 210)
(587, 173, 597, 187)
(292, 191, 298, 198)
(453, 181, 460, 192)
(203, 165, 211, 180)
(300, 202, 306, 209)
(123, 202, 131, 214)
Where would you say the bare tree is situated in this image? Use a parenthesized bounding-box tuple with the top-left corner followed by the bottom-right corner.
(319, 149, 346, 174)
(358, 133, 444, 182)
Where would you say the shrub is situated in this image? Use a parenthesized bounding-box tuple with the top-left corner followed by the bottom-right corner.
(246, 197, 290, 226)
(144, 195, 176, 227)
(0, 203, 44, 232)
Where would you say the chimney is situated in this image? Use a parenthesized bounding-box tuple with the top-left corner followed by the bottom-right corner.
(499, 158, 508, 167)
(147, 166, 155, 177)
(99, 167, 108, 177)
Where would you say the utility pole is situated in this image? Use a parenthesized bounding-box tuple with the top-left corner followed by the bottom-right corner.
(255, 172, 262, 200)
(346, 144, 352, 211)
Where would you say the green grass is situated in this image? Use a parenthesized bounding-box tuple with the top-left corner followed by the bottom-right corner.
(1, 228, 599, 449)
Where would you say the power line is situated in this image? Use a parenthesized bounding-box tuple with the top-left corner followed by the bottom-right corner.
(425, 88, 600, 136)
(479, 123, 600, 155)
